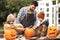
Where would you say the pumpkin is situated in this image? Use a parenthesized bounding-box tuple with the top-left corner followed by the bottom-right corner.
(4, 29, 16, 40)
(47, 25, 58, 38)
(24, 27, 35, 39)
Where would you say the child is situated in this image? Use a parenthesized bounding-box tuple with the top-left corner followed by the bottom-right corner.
(37, 11, 45, 22)
(4, 13, 24, 34)
(4, 13, 16, 30)
(32, 11, 45, 29)
(37, 11, 49, 37)
(36, 11, 45, 27)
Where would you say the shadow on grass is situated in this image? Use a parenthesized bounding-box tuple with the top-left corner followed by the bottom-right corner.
(0, 24, 4, 38)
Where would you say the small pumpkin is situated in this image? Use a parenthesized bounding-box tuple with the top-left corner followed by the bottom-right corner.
(4, 29, 16, 40)
(24, 27, 35, 39)
(47, 25, 58, 38)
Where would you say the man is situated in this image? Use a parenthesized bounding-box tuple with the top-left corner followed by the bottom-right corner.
(14, 1, 38, 29)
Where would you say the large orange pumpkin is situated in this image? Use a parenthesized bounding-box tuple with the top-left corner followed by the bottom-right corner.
(4, 29, 16, 40)
(47, 25, 58, 38)
(24, 27, 35, 39)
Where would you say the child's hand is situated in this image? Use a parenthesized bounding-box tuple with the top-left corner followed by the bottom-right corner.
(4, 24, 11, 30)
(10, 25, 15, 29)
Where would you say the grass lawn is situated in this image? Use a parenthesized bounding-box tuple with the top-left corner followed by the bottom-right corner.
(0, 24, 4, 31)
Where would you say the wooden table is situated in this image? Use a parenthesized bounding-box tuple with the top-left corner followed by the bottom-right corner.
(1, 34, 60, 40)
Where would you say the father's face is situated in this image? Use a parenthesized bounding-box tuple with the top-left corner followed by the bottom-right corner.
(30, 5, 36, 11)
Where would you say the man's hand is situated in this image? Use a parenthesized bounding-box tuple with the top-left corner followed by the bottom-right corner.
(32, 26, 37, 29)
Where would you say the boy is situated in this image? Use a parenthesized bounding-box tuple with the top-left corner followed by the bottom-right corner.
(37, 11, 49, 37)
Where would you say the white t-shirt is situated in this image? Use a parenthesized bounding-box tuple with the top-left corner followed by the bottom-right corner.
(34, 18, 46, 29)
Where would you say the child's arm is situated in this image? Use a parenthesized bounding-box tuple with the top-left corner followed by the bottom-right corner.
(4, 24, 11, 30)
(14, 24, 25, 31)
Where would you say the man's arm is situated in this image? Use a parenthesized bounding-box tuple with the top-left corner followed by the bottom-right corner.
(13, 7, 24, 24)
(32, 19, 39, 29)
(32, 11, 39, 29)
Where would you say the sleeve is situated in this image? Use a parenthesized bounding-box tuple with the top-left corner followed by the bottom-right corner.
(13, 7, 24, 24)
(34, 18, 40, 26)
(34, 11, 39, 26)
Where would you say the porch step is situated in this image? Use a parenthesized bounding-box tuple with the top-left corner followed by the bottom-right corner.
(0, 30, 4, 34)
(0, 30, 4, 38)
(0, 34, 4, 38)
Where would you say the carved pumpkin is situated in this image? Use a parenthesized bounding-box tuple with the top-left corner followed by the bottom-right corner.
(24, 27, 35, 39)
(47, 25, 58, 38)
(4, 29, 16, 40)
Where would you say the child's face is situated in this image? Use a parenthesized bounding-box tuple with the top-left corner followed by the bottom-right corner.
(9, 21, 14, 24)
(38, 18, 44, 22)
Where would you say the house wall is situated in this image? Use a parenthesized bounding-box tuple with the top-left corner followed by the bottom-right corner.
(36, 0, 53, 26)
(36, 0, 60, 30)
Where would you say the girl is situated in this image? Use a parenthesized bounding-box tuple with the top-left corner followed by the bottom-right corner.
(4, 13, 24, 34)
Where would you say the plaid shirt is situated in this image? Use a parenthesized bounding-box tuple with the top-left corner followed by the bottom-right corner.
(13, 6, 37, 26)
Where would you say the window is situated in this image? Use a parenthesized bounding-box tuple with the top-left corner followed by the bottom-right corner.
(40, 8, 44, 11)
(46, 8, 49, 12)
(58, 7, 60, 12)
(46, 3, 49, 6)
(58, 14, 60, 18)
(52, 7, 54, 12)
(52, 19, 54, 24)
(52, 0, 56, 5)
(43, 8, 44, 10)
(52, 14, 54, 18)
(58, 0, 60, 3)
(58, 19, 60, 24)
(47, 13, 49, 17)
(40, 8, 42, 10)
(47, 19, 49, 22)
(58, 7, 60, 24)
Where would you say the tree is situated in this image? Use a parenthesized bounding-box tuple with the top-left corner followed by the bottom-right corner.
(0, 0, 32, 23)
(5, 0, 32, 13)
